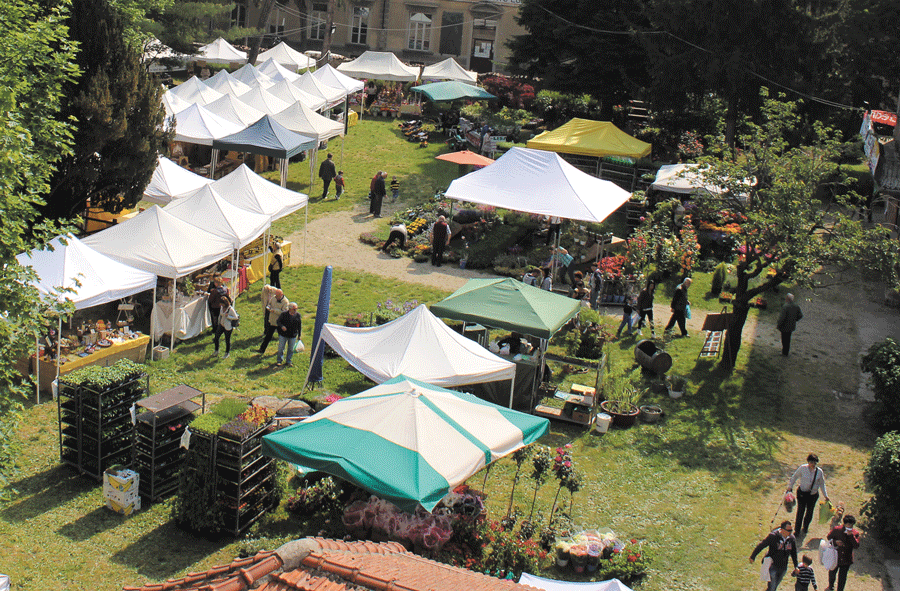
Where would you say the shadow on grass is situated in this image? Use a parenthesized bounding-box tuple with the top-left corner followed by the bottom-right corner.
(2, 466, 93, 522)
(57, 506, 120, 541)
(110, 520, 228, 580)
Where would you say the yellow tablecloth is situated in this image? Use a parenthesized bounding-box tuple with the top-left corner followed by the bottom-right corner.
(34, 335, 150, 393)
(246, 241, 291, 284)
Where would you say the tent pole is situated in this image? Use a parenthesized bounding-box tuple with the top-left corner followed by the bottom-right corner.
(151, 284, 156, 355)
(170, 278, 176, 353)
(209, 148, 219, 179)
(280, 158, 288, 188)
(55, 316, 62, 399)
(304, 203, 308, 264)
(508, 376, 514, 409)
(35, 334, 40, 405)
(301, 337, 324, 392)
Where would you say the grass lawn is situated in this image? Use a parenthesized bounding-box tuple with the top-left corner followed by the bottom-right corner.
(0, 119, 883, 591)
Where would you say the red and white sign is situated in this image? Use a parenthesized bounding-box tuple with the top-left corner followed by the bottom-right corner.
(870, 110, 897, 127)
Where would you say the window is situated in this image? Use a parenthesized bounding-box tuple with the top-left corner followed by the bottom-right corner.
(310, 2, 328, 40)
(351, 6, 369, 45)
(407, 12, 432, 51)
(231, 0, 247, 28)
(439, 12, 463, 55)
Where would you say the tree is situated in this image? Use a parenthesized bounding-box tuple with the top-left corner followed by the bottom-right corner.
(152, 0, 258, 57)
(506, 0, 649, 116)
(694, 91, 899, 367)
(0, 0, 78, 494)
(43, 0, 172, 220)
(640, 0, 820, 150)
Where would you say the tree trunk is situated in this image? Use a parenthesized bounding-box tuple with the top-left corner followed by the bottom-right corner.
(322, 0, 336, 57)
(247, 0, 277, 65)
(725, 94, 737, 159)
(723, 301, 750, 368)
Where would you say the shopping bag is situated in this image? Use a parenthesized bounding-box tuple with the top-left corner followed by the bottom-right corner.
(819, 499, 834, 525)
(760, 556, 772, 581)
(294, 339, 305, 353)
(784, 491, 796, 513)
(821, 540, 838, 570)
(685, 304, 692, 319)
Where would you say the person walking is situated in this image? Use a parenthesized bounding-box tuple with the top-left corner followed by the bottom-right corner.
(213, 295, 239, 359)
(787, 453, 829, 537)
(615, 295, 636, 338)
(825, 515, 860, 591)
(207, 276, 228, 333)
(750, 520, 799, 591)
(267, 242, 283, 289)
(276, 302, 302, 367)
(589, 261, 604, 310)
(430, 215, 450, 266)
(551, 246, 576, 287)
(382, 222, 408, 252)
(333, 170, 345, 200)
(258, 285, 290, 355)
(777, 293, 804, 356)
(636, 281, 657, 336)
(371, 171, 386, 217)
(791, 555, 818, 591)
(318, 153, 336, 199)
(665, 277, 692, 337)
(390, 175, 400, 202)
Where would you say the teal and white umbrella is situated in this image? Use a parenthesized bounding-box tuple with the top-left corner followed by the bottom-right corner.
(262, 375, 549, 512)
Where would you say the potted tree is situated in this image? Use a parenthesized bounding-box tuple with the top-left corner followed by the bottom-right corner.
(599, 383, 642, 427)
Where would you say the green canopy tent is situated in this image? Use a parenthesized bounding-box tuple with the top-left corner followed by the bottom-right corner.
(430, 278, 582, 409)
(261, 374, 549, 512)
(410, 80, 496, 103)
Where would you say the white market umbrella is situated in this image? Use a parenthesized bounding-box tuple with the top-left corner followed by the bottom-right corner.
(262, 375, 549, 512)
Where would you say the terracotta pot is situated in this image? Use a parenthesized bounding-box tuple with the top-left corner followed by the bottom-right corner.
(599, 401, 640, 427)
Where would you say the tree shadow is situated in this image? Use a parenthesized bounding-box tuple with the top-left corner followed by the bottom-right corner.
(1, 466, 93, 522)
(110, 520, 228, 580)
(56, 506, 120, 541)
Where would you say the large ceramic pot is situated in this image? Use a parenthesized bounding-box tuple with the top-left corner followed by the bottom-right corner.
(599, 400, 640, 427)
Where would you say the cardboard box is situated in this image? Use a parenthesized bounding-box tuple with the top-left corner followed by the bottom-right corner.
(105, 496, 141, 516)
(152, 345, 170, 361)
(103, 469, 139, 506)
(571, 407, 592, 423)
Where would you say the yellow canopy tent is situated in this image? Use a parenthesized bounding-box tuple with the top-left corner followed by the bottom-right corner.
(527, 118, 651, 159)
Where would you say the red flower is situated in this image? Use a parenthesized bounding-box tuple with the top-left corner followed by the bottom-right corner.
(630, 539, 637, 544)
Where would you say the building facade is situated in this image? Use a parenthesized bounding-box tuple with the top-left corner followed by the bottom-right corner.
(236, 0, 525, 73)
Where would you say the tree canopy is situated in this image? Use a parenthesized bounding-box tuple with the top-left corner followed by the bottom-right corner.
(152, 0, 258, 57)
(43, 0, 172, 220)
(0, 0, 78, 494)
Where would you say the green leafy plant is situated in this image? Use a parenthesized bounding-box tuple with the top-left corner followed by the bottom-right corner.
(861, 338, 900, 431)
(287, 476, 344, 516)
(668, 374, 688, 392)
(864, 431, 900, 544)
(710, 262, 728, 295)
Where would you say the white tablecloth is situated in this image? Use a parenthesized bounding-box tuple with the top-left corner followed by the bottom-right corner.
(150, 295, 210, 340)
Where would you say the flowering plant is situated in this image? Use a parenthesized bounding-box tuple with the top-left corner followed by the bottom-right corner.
(343, 495, 455, 550)
(343, 312, 368, 327)
(287, 476, 343, 516)
(406, 217, 429, 236)
(374, 299, 418, 324)
(564, 530, 652, 582)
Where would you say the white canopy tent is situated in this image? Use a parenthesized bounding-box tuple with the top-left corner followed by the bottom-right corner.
(445, 147, 631, 223)
(311, 305, 517, 405)
(237, 85, 291, 115)
(168, 76, 224, 105)
(650, 163, 751, 201)
(231, 63, 274, 88)
(195, 37, 247, 64)
(421, 58, 478, 84)
(162, 91, 192, 119)
(337, 51, 420, 81)
(143, 38, 188, 73)
(16, 234, 158, 402)
(256, 42, 315, 70)
(518, 574, 634, 591)
(295, 71, 346, 107)
(203, 69, 253, 96)
(204, 93, 266, 127)
(310, 63, 365, 94)
(164, 184, 271, 250)
(272, 100, 344, 140)
(267, 79, 327, 112)
(143, 155, 213, 205)
(257, 57, 302, 83)
(172, 102, 245, 146)
(83, 206, 236, 352)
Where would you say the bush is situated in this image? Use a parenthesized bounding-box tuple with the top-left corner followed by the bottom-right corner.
(710, 262, 728, 296)
(861, 338, 900, 431)
(864, 431, 900, 544)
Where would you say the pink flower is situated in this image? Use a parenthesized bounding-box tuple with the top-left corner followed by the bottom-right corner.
(564, 461, 572, 467)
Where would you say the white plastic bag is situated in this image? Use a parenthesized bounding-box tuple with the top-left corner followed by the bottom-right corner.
(821, 540, 838, 571)
(760, 556, 772, 581)
(294, 339, 305, 353)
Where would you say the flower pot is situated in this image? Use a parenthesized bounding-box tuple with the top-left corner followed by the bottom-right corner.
(599, 401, 640, 428)
(640, 404, 663, 423)
(668, 387, 684, 399)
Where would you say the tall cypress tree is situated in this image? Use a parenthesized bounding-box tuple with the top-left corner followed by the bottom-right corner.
(44, 0, 171, 220)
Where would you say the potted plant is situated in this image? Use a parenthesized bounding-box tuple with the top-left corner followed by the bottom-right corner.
(599, 383, 642, 427)
(555, 541, 571, 567)
(668, 374, 687, 399)
(640, 404, 663, 423)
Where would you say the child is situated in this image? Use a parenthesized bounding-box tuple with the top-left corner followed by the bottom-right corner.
(334, 171, 345, 200)
(390, 175, 400, 202)
(791, 555, 818, 591)
(615, 295, 635, 338)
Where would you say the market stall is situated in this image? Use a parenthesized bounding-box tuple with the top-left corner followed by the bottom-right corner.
(193, 37, 247, 64)
(267, 79, 326, 112)
(257, 57, 302, 84)
(203, 69, 253, 97)
(142, 156, 212, 206)
(421, 58, 478, 84)
(262, 374, 549, 512)
(230, 62, 274, 88)
(15, 234, 157, 399)
(255, 41, 315, 71)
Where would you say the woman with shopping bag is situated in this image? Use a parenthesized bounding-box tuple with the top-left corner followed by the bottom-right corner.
(825, 515, 860, 591)
(787, 453, 829, 538)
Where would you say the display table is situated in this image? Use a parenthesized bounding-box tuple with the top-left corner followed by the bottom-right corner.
(150, 294, 211, 340)
(399, 104, 421, 116)
(34, 334, 150, 394)
(245, 241, 291, 284)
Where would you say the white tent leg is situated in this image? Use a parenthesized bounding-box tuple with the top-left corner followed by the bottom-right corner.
(209, 149, 219, 179)
(35, 335, 40, 405)
(280, 158, 288, 188)
(151, 285, 157, 356)
(304, 205, 308, 264)
(170, 278, 176, 353)
(55, 316, 62, 399)
(508, 376, 514, 409)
